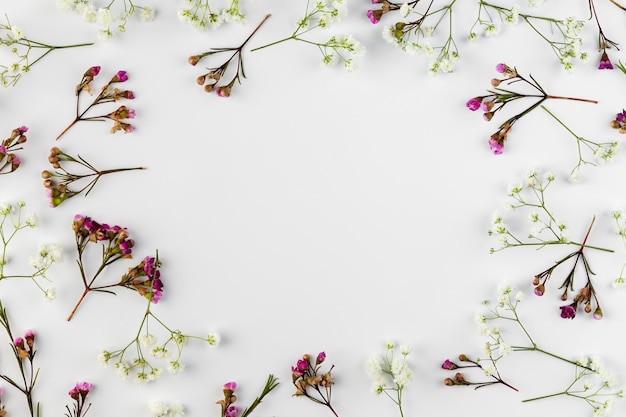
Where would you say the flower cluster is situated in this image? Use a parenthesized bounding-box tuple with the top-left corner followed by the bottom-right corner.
(189, 14, 270, 97)
(65, 382, 93, 417)
(42, 147, 145, 207)
(444, 284, 624, 415)
(216, 376, 279, 417)
(471, 2, 588, 71)
(0, 15, 92, 87)
(57, 66, 136, 140)
(611, 210, 626, 288)
(371, 0, 460, 75)
(57, 0, 155, 40)
(0, 202, 62, 300)
(178, 0, 246, 31)
(365, 341, 412, 417)
(251, 0, 365, 71)
(148, 402, 185, 417)
(467, 63, 597, 155)
(610, 109, 626, 134)
(291, 352, 338, 417)
(0, 302, 40, 417)
(67, 215, 159, 320)
(0, 126, 27, 175)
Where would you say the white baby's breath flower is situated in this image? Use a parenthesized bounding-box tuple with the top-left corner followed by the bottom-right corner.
(11, 26, 23, 40)
(140, 334, 157, 348)
(167, 361, 185, 374)
(366, 354, 384, 378)
(483, 364, 495, 376)
(96, 8, 112, 26)
(44, 287, 56, 301)
(514, 291, 525, 302)
(399, 3, 412, 17)
(148, 402, 169, 417)
(151, 346, 170, 359)
(207, 331, 220, 348)
(24, 212, 39, 227)
(98, 350, 111, 366)
(140, 7, 155, 22)
(115, 361, 129, 379)
(484, 23, 499, 37)
(169, 403, 186, 417)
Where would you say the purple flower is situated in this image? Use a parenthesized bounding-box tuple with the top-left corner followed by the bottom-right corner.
(598, 51, 614, 70)
(533, 284, 545, 296)
(495, 63, 507, 73)
(316, 351, 326, 364)
(112, 70, 128, 82)
(559, 304, 576, 319)
(488, 137, 503, 155)
(441, 359, 458, 370)
(18, 126, 28, 134)
(223, 381, 237, 391)
(225, 405, 240, 417)
(367, 9, 381, 24)
(466, 97, 481, 111)
(616, 110, 626, 123)
(0, 146, 5, 154)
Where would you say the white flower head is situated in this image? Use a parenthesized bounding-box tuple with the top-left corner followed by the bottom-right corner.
(148, 402, 169, 417)
(96, 7, 112, 26)
(207, 331, 220, 348)
(98, 350, 111, 366)
(11, 26, 24, 40)
(484, 23, 500, 37)
(140, 7, 155, 22)
(0, 203, 13, 215)
(140, 334, 158, 348)
(24, 212, 39, 227)
(169, 403, 186, 417)
(365, 354, 384, 378)
(115, 361, 130, 379)
(399, 3, 412, 17)
(167, 361, 185, 374)
(44, 288, 56, 301)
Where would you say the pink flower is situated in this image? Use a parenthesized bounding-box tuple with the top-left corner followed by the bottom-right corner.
(13, 336, 24, 347)
(466, 97, 481, 111)
(598, 51, 614, 70)
(225, 405, 240, 417)
(441, 359, 458, 370)
(18, 126, 28, 134)
(112, 70, 128, 82)
(533, 284, 545, 296)
(90, 66, 101, 76)
(69, 381, 92, 400)
(367, 9, 381, 24)
(316, 351, 326, 365)
(223, 381, 237, 391)
(593, 307, 603, 320)
(495, 63, 507, 73)
(488, 137, 503, 154)
(559, 304, 576, 319)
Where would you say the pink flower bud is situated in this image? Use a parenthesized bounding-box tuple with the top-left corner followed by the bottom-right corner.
(223, 381, 237, 391)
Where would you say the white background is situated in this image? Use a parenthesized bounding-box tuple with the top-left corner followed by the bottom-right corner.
(1, 0, 626, 416)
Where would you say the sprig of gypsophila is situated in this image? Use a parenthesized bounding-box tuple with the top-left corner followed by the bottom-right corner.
(56, 66, 136, 140)
(0, 202, 62, 301)
(42, 147, 145, 208)
(610, 210, 626, 289)
(251, 0, 365, 71)
(471, 2, 588, 72)
(57, 0, 155, 40)
(291, 352, 338, 417)
(98, 279, 221, 384)
(0, 126, 28, 175)
(371, 0, 460, 75)
(0, 15, 92, 87)
(188, 14, 271, 97)
(443, 284, 624, 416)
(0, 301, 40, 417)
(588, 0, 619, 70)
(466, 63, 597, 155)
(365, 342, 412, 417)
(178, 0, 246, 31)
(540, 106, 618, 183)
(217, 376, 280, 417)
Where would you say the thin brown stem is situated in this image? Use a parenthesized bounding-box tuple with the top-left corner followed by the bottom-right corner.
(545, 95, 598, 104)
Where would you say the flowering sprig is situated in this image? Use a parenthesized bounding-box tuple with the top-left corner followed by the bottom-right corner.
(365, 342, 412, 417)
(588, 0, 619, 70)
(372, 0, 460, 75)
(217, 376, 279, 417)
(178, 0, 246, 31)
(0, 301, 40, 417)
(443, 285, 623, 415)
(251, 0, 365, 71)
(291, 352, 338, 417)
(467, 63, 597, 154)
(471, 2, 588, 71)
(540, 106, 618, 180)
(56, 67, 136, 140)
(0, 126, 28, 175)
(611, 210, 626, 288)
(98, 286, 220, 384)
(57, 0, 155, 40)
(67, 215, 161, 321)
(65, 382, 93, 417)
(0, 202, 62, 300)
(0, 15, 92, 87)
(42, 147, 145, 207)
(189, 14, 271, 97)
(148, 402, 186, 417)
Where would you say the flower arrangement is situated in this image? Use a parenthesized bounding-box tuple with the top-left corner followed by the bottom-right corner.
(471, 2, 588, 71)
(368, 0, 459, 75)
(442, 284, 623, 416)
(42, 147, 145, 207)
(178, 0, 246, 30)
(467, 63, 597, 155)
(489, 169, 614, 319)
(250, 0, 365, 71)
(0, 301, 41, 417)
(56, 66, 136, 140)
(365, 341, 412, 417)
(65, 382, 93, 417)
(67, 215, 160, 320)
(0, 15, 92, 87)
(216, 376, 279, 417)
(0, 202, 62, 300)
(189, 14, 271, 97)
(57, 0, 155, 40)
(291, 351, 338, 416)
(0, 126, 28, 175)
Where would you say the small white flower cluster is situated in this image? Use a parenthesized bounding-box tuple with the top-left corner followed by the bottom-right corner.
(148, 402, 185, 417)
(592, 142, 619, 165)
(489, 169, 570, 253)
(321, 34, 365, 71)
(57, 0, 155, 40)
(178, 0, 245, 31)
(611, 210, 626, 288)
(365, 341, 412, 396)
(296, 0, 347, 29)
(573, 355, 622, 416)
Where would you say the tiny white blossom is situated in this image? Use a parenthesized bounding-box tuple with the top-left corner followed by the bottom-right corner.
(44, 287, 56, 301)
(148, 402, 169, 417)
(96, 8, 112, 26)
(167, 361, 185, 374)
(140, 334, 157, 348)
(140, 7, 155, 22)
(169, 403, 186, 417)
(11, 26, 23, 40)
(365, 354, 384, 378)
(98, 350, 111, 366)
(115, 361, 129, 379)
(399, 3, 412, 17)
(484, 23, 499, 37)
(207, 331, 220, 348)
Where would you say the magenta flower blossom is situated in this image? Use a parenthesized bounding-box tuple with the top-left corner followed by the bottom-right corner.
(466, 97, 481, 111)
(18, 126, 28, 134)
(112, 70, 128, 82)
(559, 304, 576, 319)
(69, 381, 93, 400)
(225, 405, 240, 417)
(90, 66, 101, 76)
(488, 136, 504, 155)
(291, 358, 308, 376)
(598, 51, 614, 70)
(441, 359, 458, 370)
(316, 351, 326, 364)
(495, 63, 507, 73)
(224, 381, 237, 391)
(13, 336, 24, 347)
(533, 284, 545, 296)
(367, 9, 381, 24)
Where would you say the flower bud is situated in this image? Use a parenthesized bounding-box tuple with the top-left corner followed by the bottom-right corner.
(584, 304, 592, 313)
(611, 120, 620, 129)
(593, 307, 603, 320)
(196, 75, 206, 85)
(444, 377, 455, 386)
(188, 55, 201, 66)
(533, 284, 545, 296)
(458, 354, 468, 361)
(490, 78, 501, 87)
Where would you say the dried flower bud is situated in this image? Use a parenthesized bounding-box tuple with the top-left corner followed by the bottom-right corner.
(611, 120, 621, 129)
(458, 354, 468, 361)
(444, 377, 455, 386)
(188, 55, 201, 66)
(533, 284, 545, 296)
(490, 78, 501, 87)
(41, 170, 52, 179)
(204, 84, 214, 93)
(196, 75, 206, 85)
